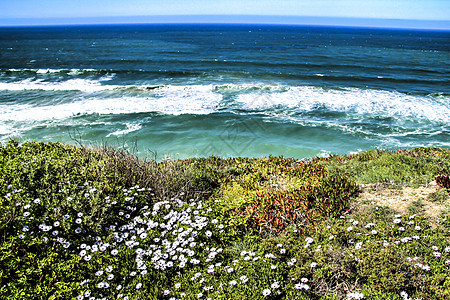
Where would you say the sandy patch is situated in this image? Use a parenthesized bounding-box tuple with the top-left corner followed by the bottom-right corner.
(357, 181, 449, 222)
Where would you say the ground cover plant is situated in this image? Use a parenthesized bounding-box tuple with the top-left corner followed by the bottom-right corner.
(0, 141, 449, 299)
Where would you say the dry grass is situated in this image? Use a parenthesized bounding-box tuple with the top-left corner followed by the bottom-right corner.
(356, 180, 449, 225)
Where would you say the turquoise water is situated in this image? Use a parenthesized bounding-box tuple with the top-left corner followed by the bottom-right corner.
(0, 24, 449, 159)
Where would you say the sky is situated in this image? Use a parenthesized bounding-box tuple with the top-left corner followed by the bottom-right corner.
(1, 0, 449, 28)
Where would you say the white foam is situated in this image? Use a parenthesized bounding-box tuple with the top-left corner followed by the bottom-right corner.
(0, 85, 222, 122)
(106, 123, 142, 137)
(235, 86, 450, 123)
(0, 78, 118, 92)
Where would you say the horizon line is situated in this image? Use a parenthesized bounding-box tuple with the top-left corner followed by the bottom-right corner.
(1, 15, 450, 30)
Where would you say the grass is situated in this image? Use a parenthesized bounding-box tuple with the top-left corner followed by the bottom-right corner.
(0, 141, 449, 299)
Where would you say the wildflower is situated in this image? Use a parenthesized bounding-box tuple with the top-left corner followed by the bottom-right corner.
(95, 270, 104, 276)
(271, 264, 277, 270)
(371, 230, 378, 235)
(301, 278, 308, 283)
(432, 246, 439, 251)
(347, 226, 353, 232)
(415, 226, 421, 231)
(355, 242, 363, 250)
(164, 290, 170, 295)
(75, 218, 82, 224)
(23, 212, 30, 217)
(262, 288, 271, 296)
(175, 283, 181, 289)
(280, 248, 286, 254)
(433, 252, 441, 258)
(84, 255, 92, 261)
(394, 219, 401, 224)
(240, 275, 249, 283)
(310, 262, 317, 268)
(229, 280, 237, 286)
(347, 292, 364, 299)
(135, 283, 142, 289)
(205, 230, 212, 237)
(444, 246, 450, 253)
(295, 283, 309, 290)
(271, 281, 280, 289)
(75, 228, 82, 234)
(111, 249, 118, 255)
(107, 274, 114, 280)
(197, 292, 203, 298)
(399, 227, 405, 232)
(34, 198, 40, 204)
(53, 221, 60, 227)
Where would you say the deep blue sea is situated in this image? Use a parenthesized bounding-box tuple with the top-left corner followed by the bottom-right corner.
(0, 24, 449, 159)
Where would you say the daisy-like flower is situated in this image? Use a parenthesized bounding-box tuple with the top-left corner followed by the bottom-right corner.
(135, 283, 142, 289)
(107, 274, 114, 280)
(23, 212, 30, 217)
(240, 275, 248, 283)
(271, 265, 277, 270)
(371, 230, 378, 235)
(174, 283, 181, 289)
(111, 249, 118, 256)
(229, 280, 237, 286)
(310, 262, 317, 268)
(95, 270, 104, 276)
(301, 278, 308, 283)
(271, 281, 280, 289)
(262, 289, 271, 296)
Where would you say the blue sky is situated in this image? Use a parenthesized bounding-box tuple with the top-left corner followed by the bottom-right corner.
(1, 0, 449, 28)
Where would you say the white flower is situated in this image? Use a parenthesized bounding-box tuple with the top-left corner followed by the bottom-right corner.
(394, 219, 402, 224)
(271, 281, 280, 289)
(175, 283, 181, 289)
(310, 262, 317, 268)
(432, 246, 439, 251)
(107, 274, 114, 280)
(347, 226, 353, 232)
(23, 212, 30, 217)
(371, 230, 378, 235)
(399, 227, 405, 232)
(271, 264, 277, 270)
(262, 288, 271, 296)
(135, 283, 142, 289)
(75, 218, 82, 224)
(95, 270, 104, 276)
(205, 230, 212, 237)
(347, 292, 364, 299)
(301, 277, 308, 283)
(111, 249, 118, 256)
(240, 275, 248, 283)
(415, 226, 421, 231)
(197, 292, 203, 298)
(229, 280, 237, 286)
(444, 246, 450, 253)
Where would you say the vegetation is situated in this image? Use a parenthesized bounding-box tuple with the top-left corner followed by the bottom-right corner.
(0, 141, 449, 299)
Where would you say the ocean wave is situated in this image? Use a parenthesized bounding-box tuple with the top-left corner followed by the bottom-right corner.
(0, 82, 448, 124)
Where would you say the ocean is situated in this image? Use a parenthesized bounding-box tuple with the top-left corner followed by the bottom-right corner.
(0, 24, 449, 159)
